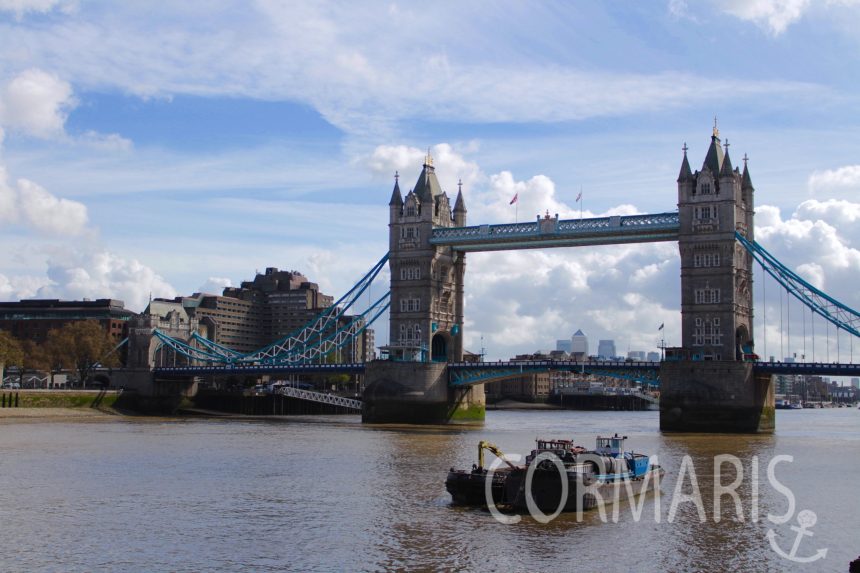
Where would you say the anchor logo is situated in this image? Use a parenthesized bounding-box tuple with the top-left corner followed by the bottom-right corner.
(766, 509, 828, 563)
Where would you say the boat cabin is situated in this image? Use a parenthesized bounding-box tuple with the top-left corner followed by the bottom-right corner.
(595, 434, 627, 456)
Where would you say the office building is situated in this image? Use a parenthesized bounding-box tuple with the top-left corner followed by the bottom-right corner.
(597, 339, 616, 360)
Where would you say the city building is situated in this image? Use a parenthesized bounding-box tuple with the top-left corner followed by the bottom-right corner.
(647, 351, 661, 362)
(556, 339, 573, 353)
(597, 339, 616, 360)
(571, 329, 588, 360)
(627, 350, 646, 361)
(147, 267, 373, 362)
(484, 370, 552, 403)
(0, 298, 136, 346)
(851, 378, 859, 389)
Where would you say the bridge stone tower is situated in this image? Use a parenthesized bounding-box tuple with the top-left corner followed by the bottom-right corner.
(386, 153, 466, 363)
(661, 124, 774, 433)
(363, 152, 483, 424)
(677, 125, 755, 361)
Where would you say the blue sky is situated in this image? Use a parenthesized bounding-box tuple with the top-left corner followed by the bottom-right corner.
(1, 0, 860, 361)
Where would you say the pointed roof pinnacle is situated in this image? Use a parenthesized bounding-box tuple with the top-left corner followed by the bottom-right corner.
(703, 128, 724, 175)
(720, 142, 734, 177)
(742, 154, 754, 190)
(454, 181, 467, 213)
(413, 153, 443, 203)
(388, 171, 403, 206)
(678, 142, 693, 182)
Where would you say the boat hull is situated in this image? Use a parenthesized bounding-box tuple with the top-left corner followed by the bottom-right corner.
(505, 466, 664, 513)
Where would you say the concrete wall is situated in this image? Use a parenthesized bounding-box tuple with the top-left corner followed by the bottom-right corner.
(660, 360, 774, 433)
(362, 361, 484, 424)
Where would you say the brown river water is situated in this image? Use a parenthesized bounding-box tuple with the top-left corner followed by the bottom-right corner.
(0, 408, 858, 572)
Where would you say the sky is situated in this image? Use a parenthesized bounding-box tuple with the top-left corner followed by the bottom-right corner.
(1, 0, 860, 362)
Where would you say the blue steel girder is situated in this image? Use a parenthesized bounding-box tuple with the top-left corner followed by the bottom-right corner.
(448, 360, 660, 387)
(153, 362, 367, 378)
(430, 212, 679, 252)
(736, 232, 860, 338)
(754, 361, 860, 377)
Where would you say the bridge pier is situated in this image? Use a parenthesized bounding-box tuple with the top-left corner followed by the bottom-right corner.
(659, 361, 774, 433)
(362, 361, 484, 424)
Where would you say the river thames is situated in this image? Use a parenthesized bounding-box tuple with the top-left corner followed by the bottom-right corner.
(1, 408, 858, 572)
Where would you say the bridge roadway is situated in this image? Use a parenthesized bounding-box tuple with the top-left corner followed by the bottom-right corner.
(154, 359, 860, 385)
(429, 212, 680, 252)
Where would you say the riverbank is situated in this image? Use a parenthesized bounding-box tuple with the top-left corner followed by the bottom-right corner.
(0, 390, 124, 421)
(0, 407, 122, 421)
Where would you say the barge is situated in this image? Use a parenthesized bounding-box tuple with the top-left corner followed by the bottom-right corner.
(446, 434, 663, 513)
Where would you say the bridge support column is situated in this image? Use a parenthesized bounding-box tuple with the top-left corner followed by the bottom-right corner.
(362, 361, 484, 424)
(660, 361, 774, 433)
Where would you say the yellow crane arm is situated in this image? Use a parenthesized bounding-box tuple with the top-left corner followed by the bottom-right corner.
(478, 440, 517, 470)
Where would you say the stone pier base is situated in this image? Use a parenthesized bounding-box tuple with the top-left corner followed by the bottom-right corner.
(660, 361, 774, 433)
(362, 361, 485, 424)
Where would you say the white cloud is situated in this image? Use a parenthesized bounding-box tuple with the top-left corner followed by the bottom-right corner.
(0, 5, 828, 139)
(368, 143, 483, 195)
(16, 178, 88, 235)
(0, 69, 76, 138)
(717, 0, 810, 35)
(0, 0, 72, 18)
(0, 167, 89, 235)
(808, 165, 860, 194)
(0, 272, 48, 300)
(35, 250, 176, 312)
(198, 277, 231, 294)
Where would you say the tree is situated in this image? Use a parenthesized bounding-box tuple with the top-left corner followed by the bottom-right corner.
(48, 321, 120, 388)
(0, 330, 24, 385)
(43, 329, 70, 388)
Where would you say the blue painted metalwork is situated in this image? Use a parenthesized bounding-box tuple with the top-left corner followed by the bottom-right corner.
(154, 362, 367, 377)
(754, 361, 860, 376)
(736, 232, 860, 338)
(430, 212, 679, 252)
(150, 253, 391, 366)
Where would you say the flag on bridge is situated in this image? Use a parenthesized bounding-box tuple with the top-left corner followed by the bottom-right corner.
(658, 323, 664, 331)
(509, 193, 518, 205)
(576, 191, 582, 202)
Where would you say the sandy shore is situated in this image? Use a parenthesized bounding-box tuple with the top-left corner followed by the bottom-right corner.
(0, 407, 123, 422)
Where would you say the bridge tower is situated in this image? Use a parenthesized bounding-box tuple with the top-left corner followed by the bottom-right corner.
(385, 152, 465, 363)
(363, 153, 483, 424)
(661, 124, 773, 433)
(677, 123, 755, 360)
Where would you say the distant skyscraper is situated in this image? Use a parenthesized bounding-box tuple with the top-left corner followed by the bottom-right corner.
(852, 378, 859, 389)
(647, 351, 660, 362)
(597, 339, 616, 359)
(628, 350, 646, 361)
(571, 329, 588, 358)
(556, 339, 573, 353)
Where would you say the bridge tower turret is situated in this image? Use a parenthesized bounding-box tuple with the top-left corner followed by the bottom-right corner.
(677, 124, 755, 361)
(386, 152, 464, 363)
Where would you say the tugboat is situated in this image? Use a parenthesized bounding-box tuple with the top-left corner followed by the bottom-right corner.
(446, 434, 663, 513)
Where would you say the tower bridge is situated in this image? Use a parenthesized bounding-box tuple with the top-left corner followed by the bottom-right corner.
(128, 125, 860, 432)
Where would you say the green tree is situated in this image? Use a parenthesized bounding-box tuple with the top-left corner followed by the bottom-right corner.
(0, 330, 24, 385)
(49, 321, 120, 388)
(43, 329, 70, 388)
